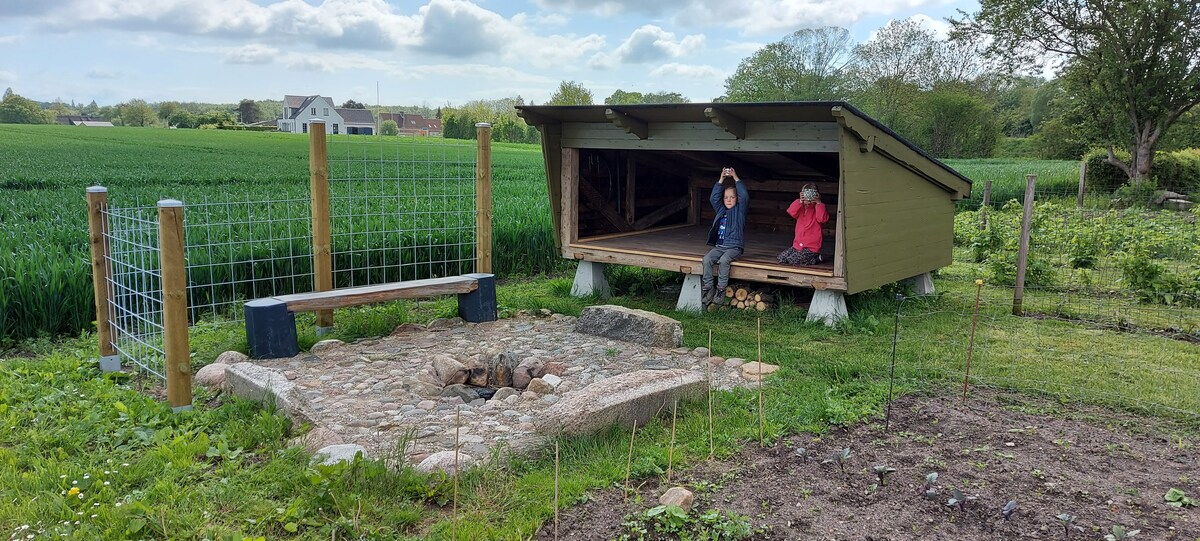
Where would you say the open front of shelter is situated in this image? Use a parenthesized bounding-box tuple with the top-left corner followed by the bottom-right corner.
(516, 101, 971, 323)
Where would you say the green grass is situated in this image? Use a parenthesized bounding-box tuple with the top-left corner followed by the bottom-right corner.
(946, 158, 1082, 207)
(3, 264, 1198, 539)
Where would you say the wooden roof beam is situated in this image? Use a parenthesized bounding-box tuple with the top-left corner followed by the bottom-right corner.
(704, 107, 746, 139)
(675, 151, 767, 180)
(605, 108, 649, 139)
(516, 109, 554, 126)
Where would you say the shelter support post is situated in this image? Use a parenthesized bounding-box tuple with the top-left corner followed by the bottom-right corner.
(806, 290, 847, 327)
(675, 274, 703, 313)
(571, 261, 611, 298)
(905, 272, 935, 296)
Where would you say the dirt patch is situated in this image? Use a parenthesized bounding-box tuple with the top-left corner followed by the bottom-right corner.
(539, 390, 1200, 540)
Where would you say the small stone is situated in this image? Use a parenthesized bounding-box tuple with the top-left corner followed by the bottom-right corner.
(392, 323, 426, 334)
(431, 354, 468, 386)
(289, 427, 342, 453)
(527, 378, 554, 394)
(541, 374, 562, 387)
(215, 351, 248, 365)
(691, 347, 710, 357)
(1005, 442, 1015, 447)
(310, 339, 344, 354)
(659, 487, 694, 510)
(312, 444, 367, 466)
(415, 451, 474, 474)
(522, 391, 539, 400)
(542, 394, 560, 404)
(194, 363, 229, 388)
(725, 358, 746, 368)
(417, 400, 437, 410)
(707, 356, 725, 366)
(741, 362, 780, 381)
(492, 387, 519, 402)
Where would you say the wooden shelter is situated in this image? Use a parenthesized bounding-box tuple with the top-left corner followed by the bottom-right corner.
(515, 101, 971, 322)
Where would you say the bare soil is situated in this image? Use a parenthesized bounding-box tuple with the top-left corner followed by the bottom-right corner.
(538, 390, 1200, 540)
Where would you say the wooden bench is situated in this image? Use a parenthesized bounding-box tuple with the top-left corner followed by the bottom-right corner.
(244, 273, 496, 359)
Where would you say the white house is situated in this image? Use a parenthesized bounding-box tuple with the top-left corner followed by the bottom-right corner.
(278, 95, 375, 135)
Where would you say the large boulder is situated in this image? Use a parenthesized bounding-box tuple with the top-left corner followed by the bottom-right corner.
(536, 369, 705, 437)
(225, 362, 313, 425)
(431, 354, 468, 386)
(415, 451, 475, 475)
(575, 305, 683, 348)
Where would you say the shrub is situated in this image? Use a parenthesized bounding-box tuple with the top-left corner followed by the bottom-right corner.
(986, 250, 1057, 287)
(381, 119, 399, 136)
(1084, 147, 1200, 195)
(1083, 147, 1131, 193)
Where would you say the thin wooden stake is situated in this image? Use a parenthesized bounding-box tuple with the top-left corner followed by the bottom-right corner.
(1077, 159, 1087, 209)
(707, 329, 714, 460)
(475, 122, 493, 273)
(757, 318, 764, 447)
(624, 422, 636, 501)
(667, 400, 677, 482)
(1013, 174, 1036, 316)
(453, 406, 459, 541)
(554, 439, 560, 541)
(963, 279, 984, 404)
(980, 180, 992, 231)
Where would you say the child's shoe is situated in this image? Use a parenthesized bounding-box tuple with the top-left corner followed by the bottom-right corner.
(701, 286, 716, 305)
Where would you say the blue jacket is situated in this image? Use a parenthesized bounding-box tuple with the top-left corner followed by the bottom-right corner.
(706, 180, 749, 248)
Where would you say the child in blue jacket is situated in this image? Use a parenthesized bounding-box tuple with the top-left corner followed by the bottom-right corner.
(702, 167, 749, 305)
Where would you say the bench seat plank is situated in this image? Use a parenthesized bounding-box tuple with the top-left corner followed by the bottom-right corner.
(275, 276, 479, 312)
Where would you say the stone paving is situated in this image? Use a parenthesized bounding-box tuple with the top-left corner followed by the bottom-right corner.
(239, 311, 763, 466)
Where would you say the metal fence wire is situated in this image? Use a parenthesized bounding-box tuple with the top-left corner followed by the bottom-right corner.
(103, 204, 165, 378)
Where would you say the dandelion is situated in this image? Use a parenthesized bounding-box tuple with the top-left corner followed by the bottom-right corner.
(66, 488, 79, 497)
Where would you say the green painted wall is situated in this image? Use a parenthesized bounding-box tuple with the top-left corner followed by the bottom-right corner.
(841, 130, 954, 294)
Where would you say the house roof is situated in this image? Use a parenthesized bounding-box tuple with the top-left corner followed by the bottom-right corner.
(336, 108, 375, 124)
(78, 121, 114, 127)
(515, 101, 971, 197)
(284, 95, 308, 108)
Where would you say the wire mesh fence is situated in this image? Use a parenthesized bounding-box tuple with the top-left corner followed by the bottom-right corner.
(103, 204, 165, 378)
(327, 135, 478, 286)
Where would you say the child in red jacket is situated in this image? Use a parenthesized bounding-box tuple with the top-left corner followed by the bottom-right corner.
(777, 182, 829, 266)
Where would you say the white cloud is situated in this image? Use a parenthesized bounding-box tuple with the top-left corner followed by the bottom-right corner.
(649, 63, 722, 79)
(589, 25, 704, 69)
(908, 13, 952, 39)
(224, 44, 278, 64)
(0, 35, 21, 44)
(85, 69, 122, 79)
(287, 57, 335, 73)
(536, 0, 952, 36)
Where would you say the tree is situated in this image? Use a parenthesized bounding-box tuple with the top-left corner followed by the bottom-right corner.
(119, 99, 155, 127)
(237, 99, 261, 124)
(724, 27, 855, 102)
(196, 109, 235, 127)
(851, 19, 942, 127)
(953, 0, 1200, 182)
(605, 89, 644, 105)
(0, 90, 51, 124)
(168, 109, 198, 129)
(912, 84, 1001, 158)
(548, 81, 593, 105)
(342, 100, 366, 109)
(380, 119, 399, 136)
(643, 91, 688, 104)
(157, 101, 181, 121)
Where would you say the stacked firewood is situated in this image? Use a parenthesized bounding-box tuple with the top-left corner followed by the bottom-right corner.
(708, 283, 775, 311)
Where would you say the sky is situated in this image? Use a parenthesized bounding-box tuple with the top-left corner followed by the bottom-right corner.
(0, 0, 979, 109)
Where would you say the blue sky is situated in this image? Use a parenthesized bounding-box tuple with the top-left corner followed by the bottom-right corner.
(0, 0, 978, 108)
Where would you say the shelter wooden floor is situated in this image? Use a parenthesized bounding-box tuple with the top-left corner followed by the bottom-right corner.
(569, 224, 835, 278)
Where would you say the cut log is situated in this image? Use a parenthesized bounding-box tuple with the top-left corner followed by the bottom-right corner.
(755, 301, 767, 311)
(735, 288, 749, 301)
(725, 286, 734, 298)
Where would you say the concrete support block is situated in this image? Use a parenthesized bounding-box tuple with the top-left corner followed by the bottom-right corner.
(458, 273, 498, 323)
(244, 298, 299, 359)
(906, 272, 936, 295)
(98, 354, 121, 373)
(806, 290, 847, 327)
(675, 274, 703, 312)
(571, 260, 611, 298)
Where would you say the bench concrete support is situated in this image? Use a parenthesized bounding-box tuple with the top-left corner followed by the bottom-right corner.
(245, 298, 299, 359)
(457, 273, 497, 323)
(905, 272, 936, 295)
(675, 274, 703, 312)
(806, 290, 847, 327)
(571, 260, 610, 298)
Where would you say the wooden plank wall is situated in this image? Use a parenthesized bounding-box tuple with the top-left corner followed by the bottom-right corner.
(840, 135, 953, 294)
(562, 122, 839, 152)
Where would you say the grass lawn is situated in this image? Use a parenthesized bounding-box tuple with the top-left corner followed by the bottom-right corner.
(2, 261, 1197, 539)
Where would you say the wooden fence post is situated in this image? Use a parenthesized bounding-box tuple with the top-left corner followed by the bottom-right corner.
(86, 187, 117, 369)
(980, 180, 992, 231)
(309, 120, 333, 331)
(475, 123, 493, 274)
(1012, 174, 1036, 316)
(158, 199, 192, 411)
(1077, 159, 1087, 209)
